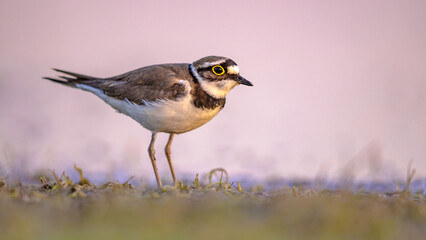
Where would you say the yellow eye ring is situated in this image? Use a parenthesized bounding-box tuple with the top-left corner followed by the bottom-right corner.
(212, 65, 225, 75)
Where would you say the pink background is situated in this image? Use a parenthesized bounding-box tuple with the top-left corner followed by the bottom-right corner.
(1, 1, 425, 182)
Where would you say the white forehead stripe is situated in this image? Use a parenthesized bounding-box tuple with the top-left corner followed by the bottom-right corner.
(227, 65, 239, 74)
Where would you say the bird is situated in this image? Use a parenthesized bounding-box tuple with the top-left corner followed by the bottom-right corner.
(44, 56, 253, 187)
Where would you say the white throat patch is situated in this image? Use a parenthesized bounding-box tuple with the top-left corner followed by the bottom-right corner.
(198, 80, 238, 99)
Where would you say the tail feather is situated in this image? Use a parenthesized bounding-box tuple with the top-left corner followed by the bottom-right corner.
(59, 76, 78, 81)
(42, 77, 76, 87)
(43, 68, 98, 88)
(51, 68, 96, 80)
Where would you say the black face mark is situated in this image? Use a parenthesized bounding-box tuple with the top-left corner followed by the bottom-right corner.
(197, 59, 239, 82)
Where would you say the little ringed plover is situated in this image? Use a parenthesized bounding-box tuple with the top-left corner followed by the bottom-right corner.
(44, 56, 253, 187)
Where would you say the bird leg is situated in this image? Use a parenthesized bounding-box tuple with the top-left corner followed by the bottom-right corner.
(148, 132, 162, 187)
(165, 133, 177, 184)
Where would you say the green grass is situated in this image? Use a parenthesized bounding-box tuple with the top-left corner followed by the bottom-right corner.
(0, 167, 425, 240)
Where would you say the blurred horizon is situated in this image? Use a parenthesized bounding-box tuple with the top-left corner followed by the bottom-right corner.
(1, 0, 426, 183)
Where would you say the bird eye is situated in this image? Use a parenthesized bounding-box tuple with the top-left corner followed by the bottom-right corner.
(212, 65, 225, 75)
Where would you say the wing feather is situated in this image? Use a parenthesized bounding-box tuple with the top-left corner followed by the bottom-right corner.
(44, 64, 192, 104)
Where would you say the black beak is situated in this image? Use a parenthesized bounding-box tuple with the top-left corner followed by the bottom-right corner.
(236, 75, 253, 86)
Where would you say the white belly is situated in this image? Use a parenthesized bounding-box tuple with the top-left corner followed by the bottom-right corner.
(77, 84, 222, 134)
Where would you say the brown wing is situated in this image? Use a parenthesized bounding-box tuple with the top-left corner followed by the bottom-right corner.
(44, 64, 192, 104)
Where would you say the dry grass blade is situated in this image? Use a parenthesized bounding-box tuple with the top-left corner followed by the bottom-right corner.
(123, 176, 135, 185)
(216, 171, 224, 191)
(74, 164, 90, 185)
(192, 174, 200, 188)
(208, 168, 229, 184)
(237, 182, 243, 192)
(48, 169, 62, 189)
(40, 176, 47, 185)
(404, 160, 416, 194)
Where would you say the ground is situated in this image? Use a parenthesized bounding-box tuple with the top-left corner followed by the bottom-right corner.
(0, 168, 425, 240)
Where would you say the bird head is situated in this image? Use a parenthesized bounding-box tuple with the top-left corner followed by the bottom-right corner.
(190, 56, 253, 99)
